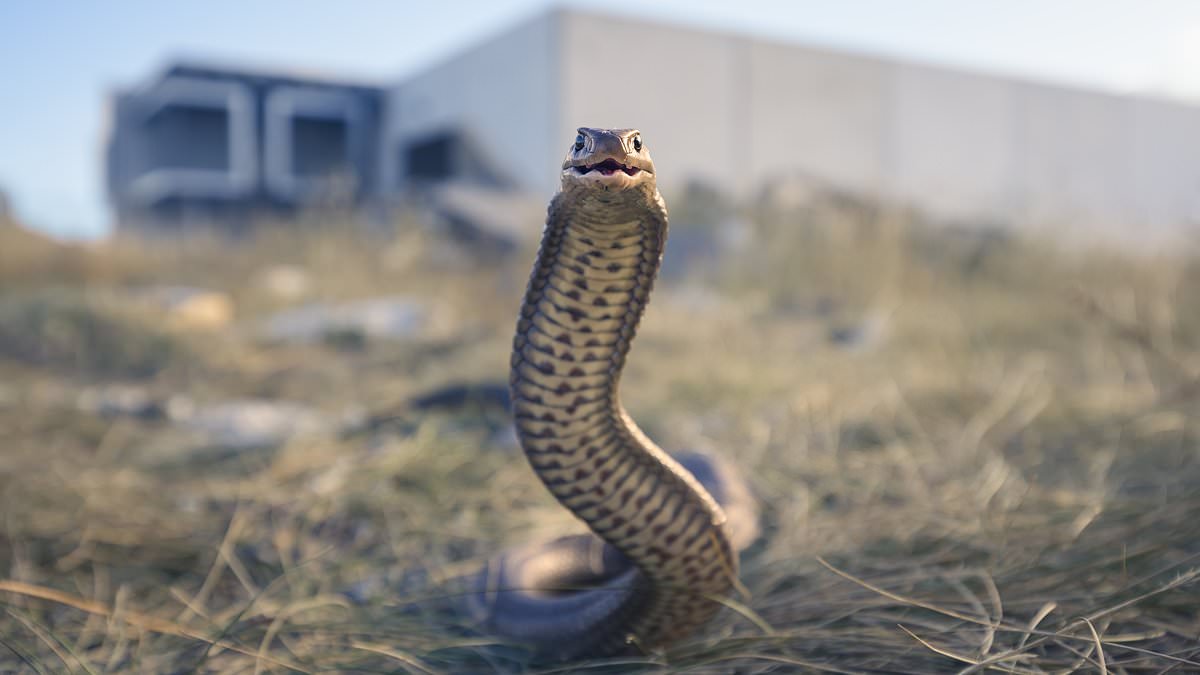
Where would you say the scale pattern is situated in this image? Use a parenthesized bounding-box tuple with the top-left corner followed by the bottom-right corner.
(509, 182, 738, 656)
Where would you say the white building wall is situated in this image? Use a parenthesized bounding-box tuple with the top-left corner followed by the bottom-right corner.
(383, 12, 561, 196)
(1129, 99, 1200, 238)
(1012, 86, 1136, 235)
(388, 9, 1200, 240)
(558, 11, 745, 198)
(746, 41, 891, 197)
(887, 64, 1021, 220)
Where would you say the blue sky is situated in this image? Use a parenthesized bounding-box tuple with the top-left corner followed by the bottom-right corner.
(3, 0, 1200, 238)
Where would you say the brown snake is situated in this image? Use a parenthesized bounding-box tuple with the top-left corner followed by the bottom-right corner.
(468, 128, 749, 660)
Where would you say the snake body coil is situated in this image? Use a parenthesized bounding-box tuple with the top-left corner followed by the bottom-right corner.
(470, 128, 748, 659)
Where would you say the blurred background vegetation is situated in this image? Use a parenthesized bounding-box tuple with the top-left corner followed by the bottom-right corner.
(0, 191, 1197, 672)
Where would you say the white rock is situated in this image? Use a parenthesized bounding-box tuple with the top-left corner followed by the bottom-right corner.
(254, 264, 312, 300)
(261, 297, 425, 344)
(138, 286, 234, 329)
(178, 399, 336, 448)
(77, 384, 166, 419)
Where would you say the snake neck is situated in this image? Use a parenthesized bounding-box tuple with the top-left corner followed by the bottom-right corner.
(509, 186, 737, 653)
(514, 188, 665, 405)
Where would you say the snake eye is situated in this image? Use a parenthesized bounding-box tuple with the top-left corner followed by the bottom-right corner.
(574, 134, 585, 151)
(632, 135, 642, 152)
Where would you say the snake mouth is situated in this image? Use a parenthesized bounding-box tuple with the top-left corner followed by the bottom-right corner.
(574, 158, 643, 177)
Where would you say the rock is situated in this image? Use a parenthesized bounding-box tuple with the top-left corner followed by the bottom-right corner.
(828, 307, 892, 351)
(77, 385, 172, 420)
(429, 182, 544, 253)
(138, 286, 234, 330)
(176, 399, 353, 449)
(254, 264, 312, 300)
(486, 424, 520, 451)
(261, 297, 425, 345)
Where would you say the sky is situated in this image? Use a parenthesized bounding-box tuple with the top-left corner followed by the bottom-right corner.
(3, 0, 1200, 239)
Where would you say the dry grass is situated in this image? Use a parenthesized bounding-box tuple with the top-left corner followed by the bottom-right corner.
(0, 200, 1197, 674)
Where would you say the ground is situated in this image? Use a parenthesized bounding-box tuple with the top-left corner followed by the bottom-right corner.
(0, 198, 1197, 673)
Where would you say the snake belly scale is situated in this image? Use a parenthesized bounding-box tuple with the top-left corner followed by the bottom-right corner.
(470, 127, 745, 660)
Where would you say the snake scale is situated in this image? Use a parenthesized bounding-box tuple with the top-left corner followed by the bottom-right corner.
(466, 128, 757, 660)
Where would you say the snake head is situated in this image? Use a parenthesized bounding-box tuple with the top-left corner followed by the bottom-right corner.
(561, 128, 656, 192)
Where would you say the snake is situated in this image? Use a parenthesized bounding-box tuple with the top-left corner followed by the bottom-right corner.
(466, 128, 758, 660)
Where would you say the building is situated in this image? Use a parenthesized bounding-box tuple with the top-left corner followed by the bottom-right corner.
(106, 61, 385, 231)
(107, 9, 1200, 241)
(385, 9, 1200, 242)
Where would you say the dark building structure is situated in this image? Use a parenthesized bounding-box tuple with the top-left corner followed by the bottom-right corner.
(105, 62, 385, 231)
